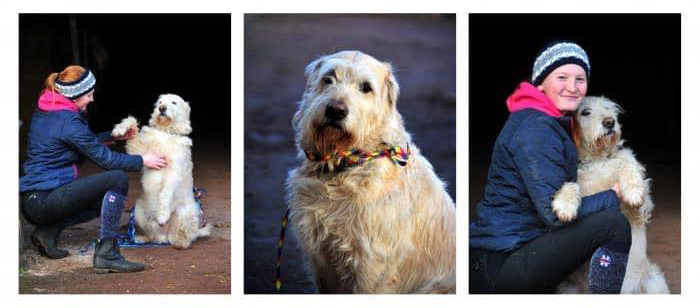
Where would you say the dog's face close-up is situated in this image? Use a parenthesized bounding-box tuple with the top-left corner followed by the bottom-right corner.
(149, 93, 192, 135)
(574, 96, 623, 154)
(292, 51, 402, 156)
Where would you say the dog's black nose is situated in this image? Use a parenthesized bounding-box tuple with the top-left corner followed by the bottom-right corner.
(603, 118, 615, 129)
(325, 100, 348, 121)
(159, 106, 167, 113)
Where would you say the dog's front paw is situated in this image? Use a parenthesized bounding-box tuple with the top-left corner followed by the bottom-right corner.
(111, 116, 139, 138)
(552, 182, 581, 222)
(620, 182, 646, 208)
(156, 211, 170, 226)
(134, 235, 149, 244)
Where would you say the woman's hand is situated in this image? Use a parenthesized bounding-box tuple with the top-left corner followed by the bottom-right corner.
(113, 127, 138, 141)
(142, 152, 167, 170)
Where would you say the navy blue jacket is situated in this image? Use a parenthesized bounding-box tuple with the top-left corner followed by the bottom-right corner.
(20, 109, 143, 193)
(470, 108, 620, 252)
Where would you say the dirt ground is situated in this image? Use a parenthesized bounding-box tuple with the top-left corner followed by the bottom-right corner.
(19, 142, 231, 294)
(244, 15, 456, 294)
(469, 151, 681, 294)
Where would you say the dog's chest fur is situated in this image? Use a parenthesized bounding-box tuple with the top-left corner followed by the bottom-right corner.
(577, 147, 651, 225)
(127, 126, 192, 157)
(287, 159, 416, 292)
(577, 156, 623, 196)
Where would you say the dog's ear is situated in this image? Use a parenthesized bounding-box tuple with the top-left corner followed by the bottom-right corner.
(292, 107, 302, 131)
(148, 104, 159, 127)
(602, 96, 625, 115)
(571, 117, 582, 149)
(305, 57, 324, 80)
(175, 119, 192, 135)
(303, 56, 325, 92)
(613, 102, 625, 115)
(383, 62, 400, 107)
(176, 100, 192, 135)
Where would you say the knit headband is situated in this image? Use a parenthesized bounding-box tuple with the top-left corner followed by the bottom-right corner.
(54, 69, 96, 100)
(531, 42, 590, 86)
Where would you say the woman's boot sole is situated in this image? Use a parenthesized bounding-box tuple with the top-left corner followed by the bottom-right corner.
(93, 267, 145, 274)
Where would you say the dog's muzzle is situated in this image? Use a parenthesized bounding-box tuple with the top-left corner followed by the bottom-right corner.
(325, 100, 348, 121)
(601, 117, 616, 135)
(159, 106, 168, 117)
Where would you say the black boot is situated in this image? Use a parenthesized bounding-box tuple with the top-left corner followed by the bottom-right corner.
(31, 224, 69, 259)
(93, 238, 145, 274)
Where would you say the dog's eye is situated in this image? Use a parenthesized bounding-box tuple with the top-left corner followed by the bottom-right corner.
(581, 109, 590, 116)
(172, 101, 177, 105)
(322, 76, 333, 85)
(360, 82, 372, 93)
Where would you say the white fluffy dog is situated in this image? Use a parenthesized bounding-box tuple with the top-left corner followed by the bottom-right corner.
(112, 94, 211, 249)
(286, 51, 456, 293)
(553, 96, 669, 293)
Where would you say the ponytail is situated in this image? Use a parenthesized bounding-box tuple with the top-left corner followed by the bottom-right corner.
(40, 65, 87, 97)
(44, 72, 60, 93)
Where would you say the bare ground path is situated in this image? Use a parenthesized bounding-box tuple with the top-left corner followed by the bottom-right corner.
(20, 142, 231, 294)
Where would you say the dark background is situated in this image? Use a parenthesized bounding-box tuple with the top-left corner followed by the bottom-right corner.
(19, 14, 231, 162)
(469, 14, 681, 215)
(244, 14, 455, 293)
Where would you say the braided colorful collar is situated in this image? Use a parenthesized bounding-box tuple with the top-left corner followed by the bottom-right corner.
(304, 143, 411, 172)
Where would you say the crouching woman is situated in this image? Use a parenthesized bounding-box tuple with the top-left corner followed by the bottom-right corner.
(20, 65, 167, 273)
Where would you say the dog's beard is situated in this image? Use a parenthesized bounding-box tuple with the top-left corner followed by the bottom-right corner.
(312, 121, 354, 156)
(156, 115, 172, 127)
(584, 131, 619, 159)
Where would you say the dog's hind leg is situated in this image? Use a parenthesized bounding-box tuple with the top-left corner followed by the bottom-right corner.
(621, 220, 670, 293)
(621, 222, 648, 293)
(168, 204, 200, 249)
(643, 261, 670, 293)
(133, 203, 166, 244)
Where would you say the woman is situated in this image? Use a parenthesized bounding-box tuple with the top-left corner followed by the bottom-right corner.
(20, 65, 167, 273)
(469, 42, 632, 293)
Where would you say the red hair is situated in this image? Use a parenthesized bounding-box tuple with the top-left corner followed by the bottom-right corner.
(43, 65, 86, 94)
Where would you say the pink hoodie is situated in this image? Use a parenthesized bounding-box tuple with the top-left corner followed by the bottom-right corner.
(506, 82, 561, 117)
(38, 90, 78, 112)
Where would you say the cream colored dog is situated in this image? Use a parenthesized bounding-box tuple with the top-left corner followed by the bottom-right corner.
(553, 96, 669, 293)
(286, 51, 456, 293)
(112, 94, 211, 249)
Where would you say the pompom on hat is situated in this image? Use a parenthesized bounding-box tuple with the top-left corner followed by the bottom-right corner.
(54, 69, 96, 100)
(531, 41, 590, 86)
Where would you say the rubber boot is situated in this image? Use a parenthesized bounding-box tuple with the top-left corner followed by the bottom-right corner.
(31, 224, 69, 259)
(93, 237, 145, 274)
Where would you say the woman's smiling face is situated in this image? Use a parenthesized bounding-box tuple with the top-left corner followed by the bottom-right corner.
(537, 64, 588, 112)
(73, 89, 94, 111)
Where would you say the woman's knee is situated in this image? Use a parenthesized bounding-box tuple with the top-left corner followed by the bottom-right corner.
(593, 210, 632, 246)
(104, 170, 129, 194)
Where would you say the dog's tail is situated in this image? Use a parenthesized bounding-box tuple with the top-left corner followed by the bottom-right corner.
(198, 222, 213, 238)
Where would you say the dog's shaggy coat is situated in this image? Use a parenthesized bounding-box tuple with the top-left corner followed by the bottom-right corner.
(286, 51, 456, 293)
(553, 96, 669, 293)
(112, 94, 211, 249)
